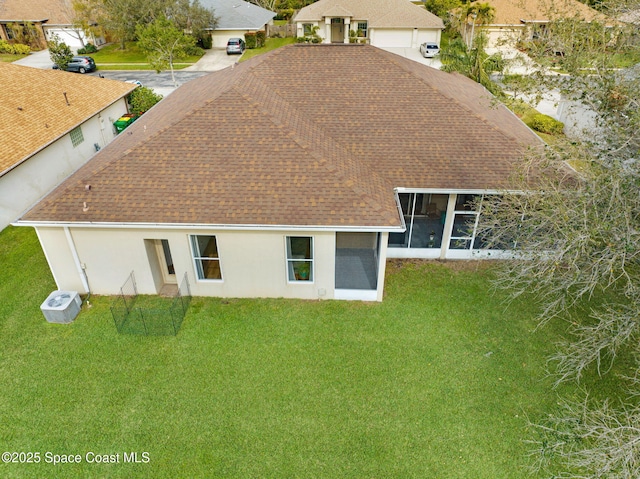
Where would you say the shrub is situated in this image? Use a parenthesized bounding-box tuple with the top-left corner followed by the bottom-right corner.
(0, 39, 31, 54)
(77, 43, 98, 54)
(256, 30, 266, 48)
(12, 43, 31, 54)
(526, 113, 565, 135)
(184, 44, 204, 56)
(199, 34, 212, 50)
(128, 86, 163, 116)
(245, 32, 257, 49)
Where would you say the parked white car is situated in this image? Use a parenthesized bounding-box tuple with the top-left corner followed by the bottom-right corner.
(419, 43, 440, 58)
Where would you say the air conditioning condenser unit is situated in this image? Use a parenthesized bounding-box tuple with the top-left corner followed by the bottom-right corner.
(40, 291, 82, 324)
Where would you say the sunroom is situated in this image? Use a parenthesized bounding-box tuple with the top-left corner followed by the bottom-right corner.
(387, 190, 499, 260)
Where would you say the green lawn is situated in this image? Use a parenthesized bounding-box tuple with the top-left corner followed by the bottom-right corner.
(0, 226, 569, 478)
(91, 42, 203, 70)
(240, 37, 296, 62)
(0, 53, 29, 63)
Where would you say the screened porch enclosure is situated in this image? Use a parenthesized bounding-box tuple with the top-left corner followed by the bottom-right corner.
(387, 192, 493, 259)
(389, 193, 448, 249)
(334, 233, 379, 291)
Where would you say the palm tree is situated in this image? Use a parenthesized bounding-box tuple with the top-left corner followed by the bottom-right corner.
(461, 2, 496, 49)
(440, 32, 504, 94)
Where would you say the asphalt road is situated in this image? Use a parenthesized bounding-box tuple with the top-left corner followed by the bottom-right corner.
(89, 70, 210, 97)
(13, 48, 237, 97)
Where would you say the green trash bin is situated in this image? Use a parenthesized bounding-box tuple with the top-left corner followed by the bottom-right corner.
(113, 114, 138, 133)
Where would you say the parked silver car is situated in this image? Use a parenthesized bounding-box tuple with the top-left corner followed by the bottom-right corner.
(419, 43, 440, 58)
(226, 38, 245, 55)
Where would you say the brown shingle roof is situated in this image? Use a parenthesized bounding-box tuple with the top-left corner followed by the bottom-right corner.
(0, 0, 73, 24)
(295, 0, 444, 29)
(0, 63, 137, 176)
(21, 44, 542, 228)
(475, 0, 610, 25)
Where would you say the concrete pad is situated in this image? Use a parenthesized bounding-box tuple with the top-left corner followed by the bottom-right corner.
(12, 49, 53, 70)
(380, 46, 442, 70)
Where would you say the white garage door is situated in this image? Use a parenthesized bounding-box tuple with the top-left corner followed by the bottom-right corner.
(371, 29, 413, 48)
(211, 30, 249, 48)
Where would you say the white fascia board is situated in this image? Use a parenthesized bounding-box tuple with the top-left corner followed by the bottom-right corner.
(13, 220, 405, 233)
(394, 187, 525, 195)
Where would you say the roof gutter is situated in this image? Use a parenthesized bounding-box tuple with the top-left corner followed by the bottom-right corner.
(13, 220, 405, 233)
(0, 18, 49, 23)
(394, 187, 524, 195)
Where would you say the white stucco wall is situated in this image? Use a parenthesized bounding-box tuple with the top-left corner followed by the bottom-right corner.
(1, 99, 130, 231)
(295, 20, 441, 48)
(33, 226, 348, 300)
(483, 26, 525, 48)
(36, 227, 86, 293)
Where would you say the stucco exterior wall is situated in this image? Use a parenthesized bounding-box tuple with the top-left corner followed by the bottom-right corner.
(295, 21, 441, 48)
(36, 227, 85, 292)
(34, 227, 344, 300)
(483, 26, 524, 48)
(1, 99, 130, 230)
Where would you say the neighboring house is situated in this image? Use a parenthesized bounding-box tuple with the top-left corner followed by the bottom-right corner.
(16, 44, 542, 302)
(294, 0, 444, 48)
(461, 0, 612, 48)
(0, 63, 136, 231)
(0, 0, 104, 49)
(199, 0, 276, 48)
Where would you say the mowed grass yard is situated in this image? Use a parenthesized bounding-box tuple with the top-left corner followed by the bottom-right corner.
(0, 226, 568, 478)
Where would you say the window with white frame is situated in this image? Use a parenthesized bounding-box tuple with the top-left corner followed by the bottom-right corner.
(357, 22, 368, 38)
(286, 236, 313, 282)
(70, 126, 84, 148)
(303, 23, 313, 35)
(190, 235, 222, 280)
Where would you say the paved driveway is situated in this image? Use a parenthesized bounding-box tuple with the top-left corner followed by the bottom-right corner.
(12, 49, 53, 69)
(381, 47, 442, 70)
(183, 48, 239, 71)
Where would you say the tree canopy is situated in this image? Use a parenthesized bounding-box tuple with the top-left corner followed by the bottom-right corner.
(73, 0, 217, 49)
(470, 0, 640, 475)
(136, 16, 197, 86)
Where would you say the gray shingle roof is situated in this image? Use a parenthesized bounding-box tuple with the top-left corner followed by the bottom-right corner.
(21, 45, 542, 228)
(199, 0, 275, 30)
